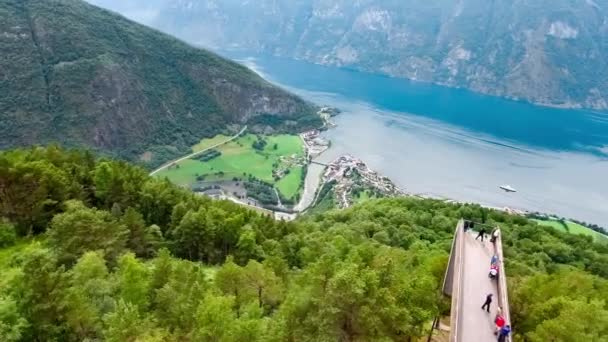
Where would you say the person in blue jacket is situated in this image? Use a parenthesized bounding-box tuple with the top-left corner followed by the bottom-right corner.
(497, 324, 511, 342)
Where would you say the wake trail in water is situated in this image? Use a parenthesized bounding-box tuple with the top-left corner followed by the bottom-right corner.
(379, 110, 553, 159)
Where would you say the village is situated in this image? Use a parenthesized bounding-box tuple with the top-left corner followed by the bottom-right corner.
(272, 154, 307, 179)
(183, 105, 410, 218)
(322, 154, 404, 208)
(300, 129, 330, 158)
(299, 107, 339, 158)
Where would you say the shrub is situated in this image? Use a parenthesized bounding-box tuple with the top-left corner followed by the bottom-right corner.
(0, 220, 17, 248)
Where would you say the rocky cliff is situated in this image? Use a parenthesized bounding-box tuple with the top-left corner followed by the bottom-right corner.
(90, 0, 608, 111)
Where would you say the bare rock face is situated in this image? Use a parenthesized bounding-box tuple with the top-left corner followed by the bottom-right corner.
(0, 0, 319, 165)
(92, 0, 608, 111)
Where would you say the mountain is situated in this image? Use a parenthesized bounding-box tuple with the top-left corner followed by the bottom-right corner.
(0, 0, 320, 167)
(89, 0, 608, 111)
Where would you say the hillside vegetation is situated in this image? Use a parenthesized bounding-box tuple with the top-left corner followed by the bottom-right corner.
(0, 146, 607, 341)
(0, 0, 320, 167)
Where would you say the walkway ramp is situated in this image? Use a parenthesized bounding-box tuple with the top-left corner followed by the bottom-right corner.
(442, 220, 512, 342)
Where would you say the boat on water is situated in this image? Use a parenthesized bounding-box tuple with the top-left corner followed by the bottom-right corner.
(499, 185, 517, 193)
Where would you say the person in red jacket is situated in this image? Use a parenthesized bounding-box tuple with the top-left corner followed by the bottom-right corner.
(494, 314, 506, 335)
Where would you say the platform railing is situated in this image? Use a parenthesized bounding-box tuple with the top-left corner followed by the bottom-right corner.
(443, 220, 465, 342)
(493, 232, 512, 342)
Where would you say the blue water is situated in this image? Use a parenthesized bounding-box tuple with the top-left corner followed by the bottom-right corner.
(221, 51, 608, 226)
(225, 52, 608, 157)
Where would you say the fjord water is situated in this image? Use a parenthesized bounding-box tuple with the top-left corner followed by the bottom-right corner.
(226, 52, 608, 226)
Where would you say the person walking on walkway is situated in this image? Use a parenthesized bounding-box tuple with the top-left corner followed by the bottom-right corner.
(476, 227, 487, 241)
(481, 293, 493, 312)
(497, 325, 511, 342)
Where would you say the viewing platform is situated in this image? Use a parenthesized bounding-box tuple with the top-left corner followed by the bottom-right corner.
(442, 220, 512, 342)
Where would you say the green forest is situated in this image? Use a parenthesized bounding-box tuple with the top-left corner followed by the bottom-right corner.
(1, 146, 607, 341)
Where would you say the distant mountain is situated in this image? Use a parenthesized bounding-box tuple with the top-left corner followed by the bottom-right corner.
(0, 0, 320, 167)
(89, 0, 608, 111)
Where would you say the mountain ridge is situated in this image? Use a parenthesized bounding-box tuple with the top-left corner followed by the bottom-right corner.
(90, 0, 608, 111)
(0, 0, 321, 167)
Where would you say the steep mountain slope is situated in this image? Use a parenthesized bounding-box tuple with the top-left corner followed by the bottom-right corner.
(0, 0, 320, 166)
(90, 0, 608, 111)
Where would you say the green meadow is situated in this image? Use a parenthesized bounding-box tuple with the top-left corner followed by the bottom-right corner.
(533, 219, 608, 242)
(191, 134, 231, 152)
(156, 134, 305, 200)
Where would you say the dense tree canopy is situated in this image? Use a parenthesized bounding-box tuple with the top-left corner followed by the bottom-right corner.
(0, 146, 606, 341)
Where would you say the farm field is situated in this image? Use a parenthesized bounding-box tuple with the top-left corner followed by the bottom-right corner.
(155, 134, 306, 200)
(191, 134, 231, 152)
(533, 219, 608, 242)
(276, 166, 304, 201)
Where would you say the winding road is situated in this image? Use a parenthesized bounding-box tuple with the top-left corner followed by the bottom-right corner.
(149, 126, 247, 176)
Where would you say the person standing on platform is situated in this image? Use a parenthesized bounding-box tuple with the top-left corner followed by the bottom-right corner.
(491, 227, 501, 243)
(497, 325, 511, 342)
(494, 314, 505, 335)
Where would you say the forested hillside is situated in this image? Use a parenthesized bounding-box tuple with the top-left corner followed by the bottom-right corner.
(0, 146, 607, 341)
(90, 0, 608, 111)
(0, 0, 320, 168)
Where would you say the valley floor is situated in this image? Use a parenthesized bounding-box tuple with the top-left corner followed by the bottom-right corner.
(154, 131, 308, 213)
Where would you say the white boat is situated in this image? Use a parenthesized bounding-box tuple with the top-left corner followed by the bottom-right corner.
(499, 185, 517, 193)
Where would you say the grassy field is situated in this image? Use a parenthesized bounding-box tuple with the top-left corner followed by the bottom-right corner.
(191, 134, 231, 153)
(533, 219, 608, 242)
(156, 134, 305, 200)
(276, 166, 304, 201)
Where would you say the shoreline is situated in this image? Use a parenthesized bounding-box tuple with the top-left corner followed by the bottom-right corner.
(153, 114, 604, 231)
(226, 52, 608, 227)
(202, 130, 604, 234)
(291, 111, 532, 218)
(288, 107, 339, 214)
